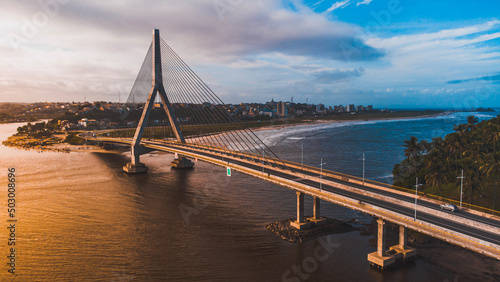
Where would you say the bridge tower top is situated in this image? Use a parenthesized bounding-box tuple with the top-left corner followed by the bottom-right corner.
(153, 29, 163, 86)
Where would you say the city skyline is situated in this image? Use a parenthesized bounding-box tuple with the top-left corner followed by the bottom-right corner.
(1, 1, 499, 108)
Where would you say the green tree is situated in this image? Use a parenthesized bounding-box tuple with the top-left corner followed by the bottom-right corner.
(465, 115, 479, 131)
(393, 115, 500, 207)
(425, 137, 448, 195)
(480, 153, 500, 210)
(463, 168, 482, 204)
(445, 133, 463, 169)
(403, 136, 420, 159)
(486, 122, 500, 154)
(403, 136, 422, 178)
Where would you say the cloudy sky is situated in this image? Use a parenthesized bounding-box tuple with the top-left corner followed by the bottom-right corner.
(1, 0, 499, 108)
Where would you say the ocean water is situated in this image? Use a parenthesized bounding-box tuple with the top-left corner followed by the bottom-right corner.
(0, 110, 497, 281)
(259, 111, 499, 184)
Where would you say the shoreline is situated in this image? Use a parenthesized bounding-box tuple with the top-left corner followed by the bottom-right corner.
(1, 111, 450, 153)
(249, 111, 452, 133)
(1, 132, 126, 154)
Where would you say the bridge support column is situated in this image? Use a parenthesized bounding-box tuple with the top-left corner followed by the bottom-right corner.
(171, 155, 194, 169)
(389, 225, 417, 260)
(290, 192, 311, 230)
(377, 219, 386, 257)
(307, 197, 327, 226)
(123, 145, 149, 173)
(314, 197, 320, 219)
(367, 219, 396, 269)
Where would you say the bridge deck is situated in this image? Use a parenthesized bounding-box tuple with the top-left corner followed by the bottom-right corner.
(88, 137, 500, 260)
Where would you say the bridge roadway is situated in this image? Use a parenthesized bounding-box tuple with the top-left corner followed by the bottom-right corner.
(283, 161, 500, 231)
(88, 137, 500, 260)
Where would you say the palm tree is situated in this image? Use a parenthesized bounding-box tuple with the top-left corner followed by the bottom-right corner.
(431, 137, 451, 172)
(404, 136, 421, 178)
(445, 133, 463, 169)
(463, 142, 483, 167)
(453, 123, 466, 133)
(425, 151, 448, 196)
(464, 168, 482, 204)
(486, 122, 500, 154)
(480, 153, 500, 211)
(404, 136, 420, 159)
(419, 139, 431, 155)
(431, 137, 444, 150)
(465, 115, 479, 132)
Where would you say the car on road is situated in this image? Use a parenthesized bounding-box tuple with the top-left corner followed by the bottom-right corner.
(440, 203, 458, 212)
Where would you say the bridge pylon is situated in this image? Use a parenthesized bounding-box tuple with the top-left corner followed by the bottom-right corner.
(124, 29, 193, 173)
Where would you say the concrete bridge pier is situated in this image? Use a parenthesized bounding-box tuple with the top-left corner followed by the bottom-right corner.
(389, 226, 417, 260)
(290, 192, 311, 230)
(123, 145, 149, 173)
(368, 219, 417, 269)
(171, 155, 194, 169)
(368, 219, 395, 268)
(307, 197, 327, 226)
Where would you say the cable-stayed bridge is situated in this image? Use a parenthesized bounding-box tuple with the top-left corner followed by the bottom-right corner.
(85, 30, 500, 268)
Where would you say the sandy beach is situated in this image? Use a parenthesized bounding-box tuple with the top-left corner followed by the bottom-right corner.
(249, 111, 451, 133)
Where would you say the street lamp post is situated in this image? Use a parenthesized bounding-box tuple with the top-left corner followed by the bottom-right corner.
(457, 170, 465, 208)
(301, 143, 304, 168)
(320, 158, 326, 191)
(262, 150, 265, 173)
(362, 153, 365, 185)
(414, 177, 423, 221)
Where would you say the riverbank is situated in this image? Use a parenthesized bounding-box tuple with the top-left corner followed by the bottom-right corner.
(1, 132, 71, 153)
(1, 131, 125, 154)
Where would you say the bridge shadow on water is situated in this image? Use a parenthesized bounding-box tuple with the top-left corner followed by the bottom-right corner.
(90, 151, 201, 206)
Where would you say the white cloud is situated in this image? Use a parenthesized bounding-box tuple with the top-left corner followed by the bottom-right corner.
(361, 20, 500, 104)
(0, 1, 497, 108)
(325, 0, 352, 13)
(0, 0, 383, 103)
(324, 0, 373, 12)
(311, 0, 327, 8)
(356, 0, 373, 6)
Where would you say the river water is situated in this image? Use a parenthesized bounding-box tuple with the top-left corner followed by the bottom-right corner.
(0, 111, 498, 281)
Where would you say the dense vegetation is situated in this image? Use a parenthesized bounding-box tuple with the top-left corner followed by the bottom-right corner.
(16, 120, 60, 138)
(0, 113, 14, 122)
(0, 103, 51, 122)
(393, 115, 500, 210)
(64, 133, 85, 145)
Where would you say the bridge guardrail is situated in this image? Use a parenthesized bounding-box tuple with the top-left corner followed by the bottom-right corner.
(87, 136, 500, 218)
(279, 159, 500, 218)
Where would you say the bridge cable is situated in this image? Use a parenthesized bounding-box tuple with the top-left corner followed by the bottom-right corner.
(160, 39, 288, 170)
